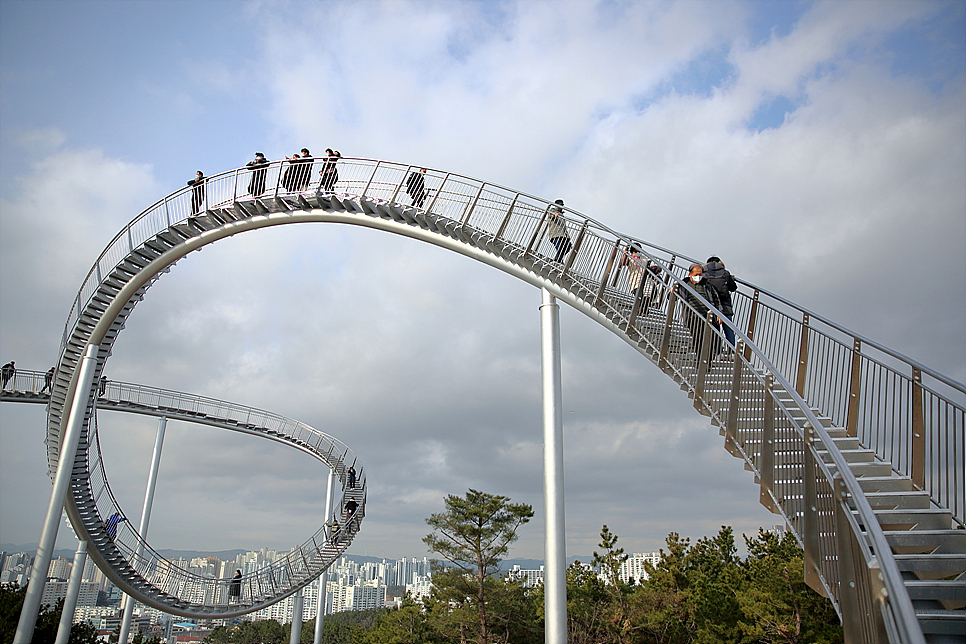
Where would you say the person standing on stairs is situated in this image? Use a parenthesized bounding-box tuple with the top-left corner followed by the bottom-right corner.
(1, 361, 15, 389)
(547, 199, 572, 263)
(187, 171, 206, 213)
(318, 149, 340, 194)
(675, 263, 722, 358)
(406, 168, 428, 207)
(246, 152, 269, 196)
(41, 366, 54, 394)
(703, 256, 738, 351)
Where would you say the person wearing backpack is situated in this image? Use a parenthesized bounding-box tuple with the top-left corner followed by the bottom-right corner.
(703, 256, 738, 350)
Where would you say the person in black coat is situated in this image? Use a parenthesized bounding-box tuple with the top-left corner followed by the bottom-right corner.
(676, 263, 723, 357)
(246, 152, 269, 196)
(187, 171, 206, 213)
(406, 168, 427, 207)
(703, 256, 738, 348)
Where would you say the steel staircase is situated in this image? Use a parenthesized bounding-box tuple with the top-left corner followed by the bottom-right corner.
(34, 157, 962, 638)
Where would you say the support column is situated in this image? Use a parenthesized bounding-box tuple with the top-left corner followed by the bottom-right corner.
(54, 540, 88, 644)
(118, 417, 167, 644)
(540, 288, 567, 644)
(290, 590, 304, 644)
(314, 470, 335, 644)
(15, 343, 99, 644)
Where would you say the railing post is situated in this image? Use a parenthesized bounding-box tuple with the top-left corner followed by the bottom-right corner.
(361, 161, 381, 198)
(626, 270, 648, 332)
(561, 220, 587, 278)
(525, 206, 551, 256)
(743, 289, 759, 362)
(723, 340, 743, 457)
(388, 165, 411, 205)
(911, 367, 925, 490)
(846, 339, 862, 437)
(833, 476, 863, 644)
(658, 288, 678, 369)
(461, 182, 486, 225)
(693, 311, 714, 413)
(425, 173, 450, 213)
(594, 241, 621, 307)
(796, 313, 810, 397)
(758, 372, 778, 513)
(801, 422, 827, 598)
(493, 195, 518, 242)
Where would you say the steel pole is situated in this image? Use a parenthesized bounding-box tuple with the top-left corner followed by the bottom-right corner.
(540, 288, 567, 644)
(313, 470, 335, 644)
(54, 540, 88, 644)
(290, 590, 304, 644)
(15, 343, 100, 644)
(118, 417, 167, 644)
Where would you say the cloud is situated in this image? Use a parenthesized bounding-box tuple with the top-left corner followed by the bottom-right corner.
(1, 0, 962, 563)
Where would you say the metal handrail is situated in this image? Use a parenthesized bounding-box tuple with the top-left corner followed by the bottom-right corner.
(46, 157, 962, 637)
(24, 369, 366, 616)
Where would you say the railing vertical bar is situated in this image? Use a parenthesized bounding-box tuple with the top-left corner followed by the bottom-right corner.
(658, 289, 678, 370)
(846, 339, 862, 437)
(911, 367, 925, 490)
(743, 289, 759, 363)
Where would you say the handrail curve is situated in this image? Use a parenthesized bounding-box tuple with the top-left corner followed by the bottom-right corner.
(37, 158, 962, 637)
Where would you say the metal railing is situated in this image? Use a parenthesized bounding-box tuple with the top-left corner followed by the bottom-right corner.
(4, 368, 366, 616)
(51, 157, 964, 637)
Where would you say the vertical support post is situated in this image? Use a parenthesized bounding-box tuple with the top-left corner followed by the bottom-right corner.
(314, 470, 335, 644)
(118, 417, 167, 644)
(290, 590, 304, 644)
(594, 241, 621, 306)
(525, 206, 551, 256)
(494, 195, 519, 242)
(539, 288, 567, 644)
(15, 343, 99, 644)
(658, 288, 678, 369)
(54, 540, 88, 644)
(758, 374, 778, 513)
(743, 290, 759, 362)
(725, 341, 746, 460)
(425, 173, 450, 213)
(561, 220, 587, 277)
(801, 423, 826, 597)
(460, 182, 486, 225)
(846, 339, 862, 437)
(693, 311, 714, 413)
(361, 161, 381, 198)
(833, 477, 862, 644)
(911, 368, 925, 490)
(796, 313, 810, 397)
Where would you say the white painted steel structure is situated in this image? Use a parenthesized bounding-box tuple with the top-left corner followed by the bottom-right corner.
(5, 156, 964, 642)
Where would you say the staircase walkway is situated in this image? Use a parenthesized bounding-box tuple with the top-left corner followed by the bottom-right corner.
(29, 158, 965, 639)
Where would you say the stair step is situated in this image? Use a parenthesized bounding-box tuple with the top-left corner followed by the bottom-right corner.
(894, 553, 965, 573)
(864, 490, 933, 509)
(905, 579, 966, 601)
(885, 530, 966, 554)
(873, 508, 953, 530)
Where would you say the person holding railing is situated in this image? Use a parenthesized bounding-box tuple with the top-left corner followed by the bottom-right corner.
(318, 149, 340, 194)
(228, 569, 242, 603)
(105, 512, 126, 541)
(675, 263, 722, 358)
(406, 168, 428, 208)
(295, 148, 313, 190)
(246, 152, 269, 196)
(703, 256, 738, 350)
(187, 171, 206, 213)
(1, 361, 15, 389)
(547, 200, 572, 263)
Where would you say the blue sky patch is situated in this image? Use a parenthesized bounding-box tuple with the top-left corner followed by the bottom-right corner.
(747, 94, 798, 131)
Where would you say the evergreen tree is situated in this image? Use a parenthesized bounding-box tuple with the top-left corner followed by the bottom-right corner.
(423, 489, 534, 644)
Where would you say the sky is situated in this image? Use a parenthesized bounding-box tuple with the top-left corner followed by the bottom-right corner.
(1, 0, 963, 564)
